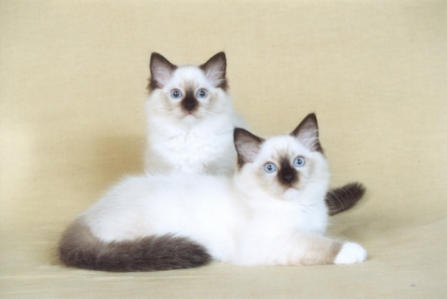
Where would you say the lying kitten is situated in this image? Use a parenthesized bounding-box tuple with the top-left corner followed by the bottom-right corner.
(145, 51, 246, 175)
(59, 113, 367, 271)
(145, 52, 365, 213)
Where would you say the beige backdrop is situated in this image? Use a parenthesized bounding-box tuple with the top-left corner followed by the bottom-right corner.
(1, 0, 446, 298)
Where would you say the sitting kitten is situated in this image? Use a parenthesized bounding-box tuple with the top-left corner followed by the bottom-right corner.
(145, 52, 246, 175)
(59, 113, 367, 272)
(144, 52, 365, 213)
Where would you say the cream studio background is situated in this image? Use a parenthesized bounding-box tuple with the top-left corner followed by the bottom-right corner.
(0, 1, 446, 298)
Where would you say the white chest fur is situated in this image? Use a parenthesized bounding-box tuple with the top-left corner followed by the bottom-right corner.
(147, 115, 237, 175)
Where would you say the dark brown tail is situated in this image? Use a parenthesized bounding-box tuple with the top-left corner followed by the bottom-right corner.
(326, 182, 366, 216)
(58, 221, 211, 272)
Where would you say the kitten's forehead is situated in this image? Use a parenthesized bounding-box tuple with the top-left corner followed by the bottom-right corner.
(257, 135, 308, 162)
(168, 66, 211, 90)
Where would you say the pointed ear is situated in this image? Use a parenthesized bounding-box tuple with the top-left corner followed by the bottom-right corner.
(148, 53, 177, 91)
(234, 128, 264, 167)
(199, 52, 228, 90)
(291, 113, 323, 153)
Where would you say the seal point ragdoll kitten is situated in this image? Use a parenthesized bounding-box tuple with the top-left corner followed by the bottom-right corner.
(59, 113, 366, 272)
(144, 52, 365, 214)
(145, 52, 246, 175)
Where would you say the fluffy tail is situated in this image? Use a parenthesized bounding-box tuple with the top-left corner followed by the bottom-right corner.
(58, 221, 211, 272)
(326, 182, 366, 216)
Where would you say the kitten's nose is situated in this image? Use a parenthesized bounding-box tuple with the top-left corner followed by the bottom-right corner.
(281, 168, 296, 183)
(183, 101, 197, 111)
(278, 159, 297, 187)
(182, 93, 198, 112)
(283, 173, 294, 182)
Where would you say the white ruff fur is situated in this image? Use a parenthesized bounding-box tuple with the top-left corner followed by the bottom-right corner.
(145, 61, 246, 175)
(80, 124, 366, 266)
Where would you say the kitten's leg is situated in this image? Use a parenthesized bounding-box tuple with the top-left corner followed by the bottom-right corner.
(238, 234, 366, 266)
(246, 234, 366, 266)
(295, 234, 367, 265)
(58, 219, 211, 272)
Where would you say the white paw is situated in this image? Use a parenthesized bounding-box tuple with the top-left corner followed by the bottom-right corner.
(334, 242, 367, 265)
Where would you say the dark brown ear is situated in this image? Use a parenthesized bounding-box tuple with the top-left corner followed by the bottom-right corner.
(291, 113, 323, 153)
(199, 52, 228, 90)
(148, 53, 177, 91)
(234, 128, 264, 167)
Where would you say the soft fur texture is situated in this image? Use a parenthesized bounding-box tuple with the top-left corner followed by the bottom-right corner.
(59, 221, 211, 272)
(59, 113, 367, 271)
(143, 52, 365, 214)
(144, 52, 246, 175)
(325, 183, 366, 216)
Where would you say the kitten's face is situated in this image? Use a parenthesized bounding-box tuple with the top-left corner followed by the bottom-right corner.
(148, 52, 229, 123)
(234, 114, 328, 199)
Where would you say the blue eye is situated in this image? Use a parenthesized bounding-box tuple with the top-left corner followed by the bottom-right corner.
(196, 89, 208, 99)
(293, 157, 305, 168)
(264, 163, 277, 173)
(170, 89, 183, 99)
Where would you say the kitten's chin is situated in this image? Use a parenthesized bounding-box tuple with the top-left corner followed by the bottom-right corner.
(283, 187, 299, 200)
(182, 113, 199, 123)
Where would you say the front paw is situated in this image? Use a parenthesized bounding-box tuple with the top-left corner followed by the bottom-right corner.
(334, 242, 367, 265)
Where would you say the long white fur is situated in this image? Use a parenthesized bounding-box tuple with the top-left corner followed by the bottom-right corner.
(80, 128, 367, 266)
(145, 62, 246, 175)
